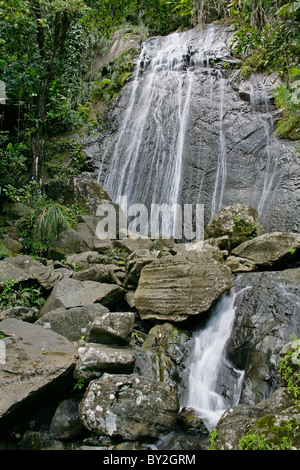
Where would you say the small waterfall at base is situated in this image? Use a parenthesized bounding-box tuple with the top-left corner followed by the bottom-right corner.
(181, 287, 246, 432)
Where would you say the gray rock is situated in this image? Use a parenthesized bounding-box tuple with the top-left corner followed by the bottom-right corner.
(125, 249, 158, 286)
(50, 395, 85, 441)
(204, 204, 265, 249)
(231, 232, 300, 268)
(227, 270, 300, 406)
(0, 260, 33, 285)
(134, 251, 233, 322)
(45, 177, 111, 216)
(18, 431, 66, 450)
(0, 318, 77, 428)
(3, 255, 61, 289)
(87, 311, 135, 345)
(214, 387, 299, 450)
(79, 373, 179, 440)
(36, 304, 110, 342)
(77, 343, 135, 374)
(0, 306, 38, 323)
(39, 278, 125, 316)
(133, 322, 192, 388)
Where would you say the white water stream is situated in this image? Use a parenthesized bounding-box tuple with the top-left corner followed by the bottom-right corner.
(181, 287, 247, 432)
(249, 74, 280, 215)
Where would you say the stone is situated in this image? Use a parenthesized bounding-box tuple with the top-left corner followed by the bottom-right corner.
(225, 255, 257, 272)
(79, 373, 179, 440)
(0, 255, 62, 290)
(214, 387, 299, 450)
(66, 251, 100, 269)
(72, 264, 123, 286)
(0, 260, 33, 286)
(204, 204, 265, 249)
(50, 220, 113, 259)
(18, 431, 66, 450)
(227, 270, 300, 406)
(76, 343, 135, 376)
(45, 177, 111, 216)
(87, 311, 135, 345)
(0, 318, 77, 428)
(50, 395, 85, 441)
(39, 278, 125, 316)
(133, 322, 192, 388)
(231, 232, 300, 268)
(0, 306, 38, 323)
(125, 249, 158, 286)
(1, 235, 23, 256)
(177, 407, 209, 436)
(36, 304, 110, 342)
(134, 251, 233, 322)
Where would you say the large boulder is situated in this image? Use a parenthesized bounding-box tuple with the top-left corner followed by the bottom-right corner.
(39, 278, 125, 316)
(0, 318, 77, 428)
(45, 177, 111, 216)
(214, 387, 300, 450)
(133, 322, 192, 388)
(227, 269, 300, 406)
(50, 395, 85, 441)
(204, 204, 265, 249)
(0, 255, 62, 291)
(79, 373, 179, 440)
(87, 311, 135, 345)
(76, 343, 135, 377)
(231, 232, 300, 269)
(134, 251, 233, 322)
(35, 304, 110, 342)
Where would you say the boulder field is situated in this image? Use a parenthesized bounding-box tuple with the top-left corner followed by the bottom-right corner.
(0, 200, 299, 450)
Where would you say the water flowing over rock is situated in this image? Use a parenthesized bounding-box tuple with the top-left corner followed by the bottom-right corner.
(83, 23, 299, 234)
(227, 270, 300, 406)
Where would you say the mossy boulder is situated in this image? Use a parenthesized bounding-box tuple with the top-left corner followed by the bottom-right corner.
(204, 204, 265, 250)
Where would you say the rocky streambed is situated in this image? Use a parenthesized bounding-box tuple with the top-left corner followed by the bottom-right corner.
(0, 194, 300, 451)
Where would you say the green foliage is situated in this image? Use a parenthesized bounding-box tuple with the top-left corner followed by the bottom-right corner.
(208, 428, 218, 450)
(3, 182, 77, 256)
(0, 277, 45, 310)
(0, 239, 9, 259)
(237, 416, 300, 450)
(237, 431, 272, 450)
(93, 48, 137, 104)
(272, 68, 300, 139)
(229, 1, 300, 76)
(0, 140, 29, 189)
(279, 334, 300, 401)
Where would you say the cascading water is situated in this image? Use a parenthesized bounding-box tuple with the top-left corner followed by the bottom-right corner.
(181, 287, 247, 432)
(249, 74, 280, 216)
(97, 24, 229, 232)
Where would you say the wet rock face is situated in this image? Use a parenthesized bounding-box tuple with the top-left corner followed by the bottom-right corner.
(79, 373, 179, 440)
(84, 23, 299, 234)
(227, 270, 300, 406)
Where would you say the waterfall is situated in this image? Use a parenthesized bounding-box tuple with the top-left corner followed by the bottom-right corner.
(211, 71, 227, 218)
(97, 25, 223, 230)
(181, 287, 246, 432)
(249, 74, 280, 216)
